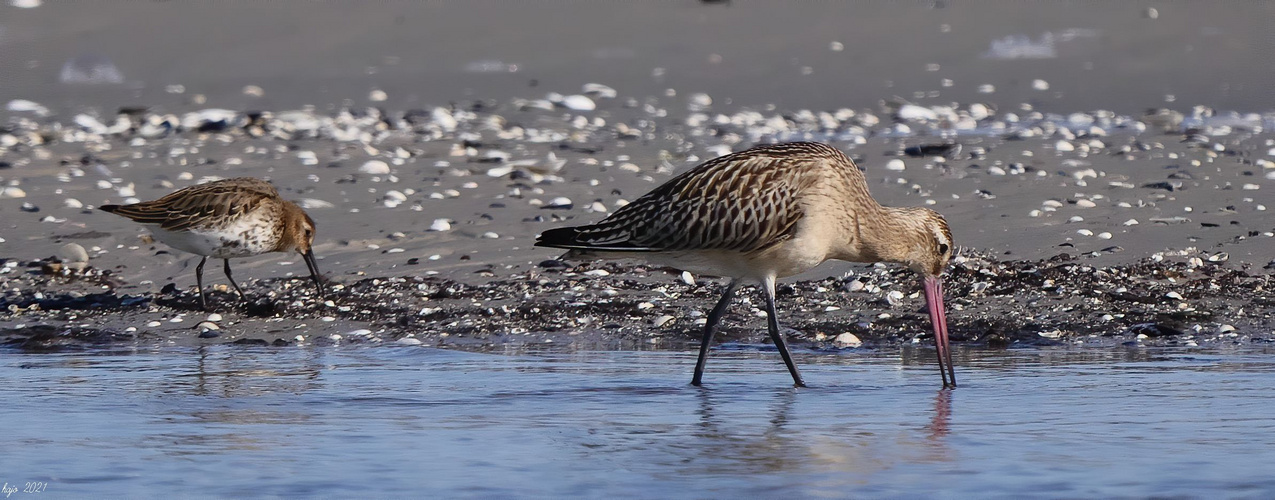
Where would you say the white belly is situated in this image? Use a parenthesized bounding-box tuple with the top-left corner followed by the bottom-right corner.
(147, 215, 278, 259)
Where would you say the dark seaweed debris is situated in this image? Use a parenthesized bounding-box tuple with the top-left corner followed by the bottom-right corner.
(1, 251, 1273, 349)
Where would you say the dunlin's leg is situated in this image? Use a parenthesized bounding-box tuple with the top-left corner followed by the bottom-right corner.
(762, 276, 806, 387)
(195, 256, 209, 311)
(222, 259, 247, 302)
(692, 279, 739, 387)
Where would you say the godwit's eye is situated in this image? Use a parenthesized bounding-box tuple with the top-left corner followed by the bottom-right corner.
(938, 243, 949, 255)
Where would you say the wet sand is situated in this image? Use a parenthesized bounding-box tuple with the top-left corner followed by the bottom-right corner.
(1, 2, 1274, 349)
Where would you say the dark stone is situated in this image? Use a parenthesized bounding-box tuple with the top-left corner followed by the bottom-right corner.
(232, 338, 270, 346)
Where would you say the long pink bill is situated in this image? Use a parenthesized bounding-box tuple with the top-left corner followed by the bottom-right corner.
(923, 275, 956, 388)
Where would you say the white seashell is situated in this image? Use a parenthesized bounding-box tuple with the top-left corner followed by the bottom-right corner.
(6, 99, 49, 116)
(299, 198, 334, 209)
(885, 159, 906, 171)
(687, 93, 713, 112)
(360, 160, 391, 174)
(0, 187, 27, 198)
(369, 89, 388, 102)
(559, 95, 596, 111)
(428, 219, 451, 231)
(486, 165, 514, 177)
(1076, 199, 1096, 208)
(896, 104, 937, 121)
(1055, 140, 1075, 152)
(1032, 79, 1050, 91)
(544, 197, 573, 209)
(582, 83, 617, 99)
(384, 190, 407, 202)
(1097, 232, 1113, 239)
(64, 198, 83, 209)
(681, 271, 696, 286)
(1077, 229, 1093, 236)
(59, 243, 89, 265)
(117, 183, 136, 197)
(584, 269, 610, 277)
(834, 333, 862, 348)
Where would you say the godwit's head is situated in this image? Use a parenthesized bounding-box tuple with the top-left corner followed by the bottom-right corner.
(894, 207, 954, 278)
(886, 206, 956, 387)
(279, 201, 325, 297)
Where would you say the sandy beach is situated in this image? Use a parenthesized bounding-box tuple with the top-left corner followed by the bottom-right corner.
(2, 1, 1274, 350)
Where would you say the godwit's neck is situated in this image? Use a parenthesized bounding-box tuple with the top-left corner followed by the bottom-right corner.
(833, 205, 932, 266)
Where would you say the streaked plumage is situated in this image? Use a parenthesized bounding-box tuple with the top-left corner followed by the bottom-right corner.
(537, 142, 956, 388)
(100, 177, 324, 310)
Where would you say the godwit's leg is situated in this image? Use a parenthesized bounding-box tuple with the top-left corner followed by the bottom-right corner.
(222, 259, 247, 302)
(692, 279, 739, 387)
(195, 256, 209, 311)
(762, 276, 806, 387)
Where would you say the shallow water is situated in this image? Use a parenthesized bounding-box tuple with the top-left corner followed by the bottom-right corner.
(4, 344, 1275, 498)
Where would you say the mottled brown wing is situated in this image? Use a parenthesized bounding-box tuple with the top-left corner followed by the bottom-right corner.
(101, 178, 278, 231)
(540, 143, 846, 253)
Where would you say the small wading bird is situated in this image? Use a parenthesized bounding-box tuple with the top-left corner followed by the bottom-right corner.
(536, 142, 956, 388)
(100, 177, 324, 311)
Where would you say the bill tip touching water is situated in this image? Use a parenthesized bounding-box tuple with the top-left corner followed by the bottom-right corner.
(537, 142, 957, 388)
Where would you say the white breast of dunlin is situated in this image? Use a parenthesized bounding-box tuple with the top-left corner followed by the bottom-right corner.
(536, 142, 957, 388)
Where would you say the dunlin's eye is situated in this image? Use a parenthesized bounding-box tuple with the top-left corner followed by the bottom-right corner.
(938, 243, 949, 255)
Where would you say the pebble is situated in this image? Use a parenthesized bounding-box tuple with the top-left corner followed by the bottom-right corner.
(360, 160, 391, 175)
(584, 269, 610, 277)
(652, 315, 676, 328)
(428, 219, 451, 231)
(582, 83, 617, 99)
(681, 271, 696, 286)
(834, 333, 863, 348)
(559, 94, 596, 111)
(59, 243, 90, 270)
(543, 197, 573, 209)
(397, 337, 423, 345)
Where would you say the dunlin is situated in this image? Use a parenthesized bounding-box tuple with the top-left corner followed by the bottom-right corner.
(100, 177, 324, 310)
(536, 142, 956, 388)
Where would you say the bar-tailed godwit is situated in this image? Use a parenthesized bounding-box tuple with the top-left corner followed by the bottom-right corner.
(100, 177, 324, 310)
(536, 142, 955, 388)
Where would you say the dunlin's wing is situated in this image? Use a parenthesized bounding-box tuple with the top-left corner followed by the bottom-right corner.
(537, 142, 850, 253)
(99, 177, 279, 231)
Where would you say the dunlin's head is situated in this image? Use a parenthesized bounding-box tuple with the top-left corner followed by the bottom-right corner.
(278, 201, 324, 297)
